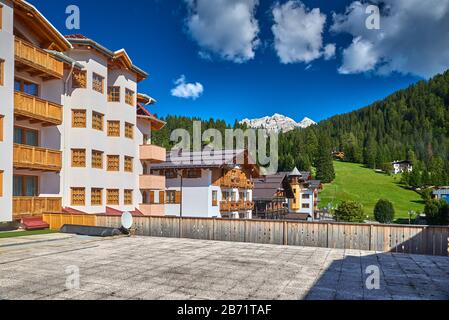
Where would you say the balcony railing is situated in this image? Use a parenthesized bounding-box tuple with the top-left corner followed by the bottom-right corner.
(13, 144, 62, 172)
(14, 91, 63, 126)
(221, 178, 254, 190)
(220, 201, 254, 212)
(13, 197, 62, 219)
(139, 145, 166, 163)
(15, 38, 64, 79)
(139, 175, 166, 190)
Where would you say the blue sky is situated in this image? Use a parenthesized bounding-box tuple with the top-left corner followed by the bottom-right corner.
(32, 0, 448, 124)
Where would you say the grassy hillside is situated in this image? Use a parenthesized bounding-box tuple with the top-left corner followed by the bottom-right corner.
(319, 161, 425, 220)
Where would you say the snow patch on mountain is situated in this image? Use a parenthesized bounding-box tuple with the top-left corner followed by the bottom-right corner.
(240, 114, 316, 133)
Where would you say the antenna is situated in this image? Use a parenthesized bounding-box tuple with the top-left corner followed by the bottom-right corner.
(121, 212, 133, 230)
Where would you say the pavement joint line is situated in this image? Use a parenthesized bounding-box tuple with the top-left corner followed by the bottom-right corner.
(0, 244, 101, 265)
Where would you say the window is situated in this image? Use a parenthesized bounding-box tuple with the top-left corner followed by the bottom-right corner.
(72, 70, 87, 89)
(0, 115, 3, 142)
(302, 204, 310, 209)
(92, 112, 104, 131)
(125, 88, 135, 106)
(107, 189, 119, 205)
(71, 188, 85, 206)
(166, 190, 176, 204)
(107, 155, 120, 171)
(91, 188, 102, 206)
(107, 121, 120, 137)
(91, 150, 103, 169)
(14, 127, 38, 146)
(302, 194, 310, 199)
(124, 122, 134, 139)
(185, 169, 201, 178)
(143, 134, 150, 145)
(212, 191, 218, 207)
(124, 156, 133, 172)
(108, 86, 120, 102)
(0, 59, 4, 86)
(72, 110, 86, 128)
(92, 73, 104, 93)
(0, 170, 3, 197)
(13, 175, 38, 197)
(14, 78, 39, 96)
(71, 149, 86, 167)
(124, 190, 133, 205)
(165, 170, 177, 179)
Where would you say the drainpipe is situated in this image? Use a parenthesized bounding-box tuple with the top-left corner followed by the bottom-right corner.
(61, 62, 76, 210)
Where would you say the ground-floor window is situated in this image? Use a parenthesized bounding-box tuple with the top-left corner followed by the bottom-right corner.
(13, 175, 38, 197)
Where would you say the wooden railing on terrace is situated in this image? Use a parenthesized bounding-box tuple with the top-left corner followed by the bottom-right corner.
(13, 197, 62, 219)
(15, 38, 64, 79)
(14, 91, 63, 126)
(13, 144, 62, 172)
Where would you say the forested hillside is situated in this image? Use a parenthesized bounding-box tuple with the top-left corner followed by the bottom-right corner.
(152, 70, 449, 186)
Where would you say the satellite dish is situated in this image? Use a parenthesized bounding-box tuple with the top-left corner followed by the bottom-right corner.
(121, 212, 133, 230)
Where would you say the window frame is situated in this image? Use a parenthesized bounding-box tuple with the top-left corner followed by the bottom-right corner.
(91, 188, 103, 206)
(108, 86, 120, 102)
(125, 88, 135, 106)
(13, 175, 39, 197)
(124, 189, 133, 205)
(92, 111, 104, 131)
(107, 189, 120, 205)
(72, 70, 87, 89)
(91, 150, 104, 169)
(92, 73, 104, 93)
(72, 109, 87, 128)
(0, 59, 4, 86)
(71, 149, 86, 168)
(107, 120, 120, 137)
(124, 122, 134, 139)
(13, 126, 39, 146)
(71, 187, 86, 206)
(124, 156, 133, 173)
(107, 155, 120, 172)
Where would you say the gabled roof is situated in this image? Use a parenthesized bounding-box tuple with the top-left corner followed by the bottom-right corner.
(65, 34, 148, 81)
(14, 0, 72, 51)
(137, 102, 166, 131)
(253, 172, 294, 201)
(151, 149, 260, 176)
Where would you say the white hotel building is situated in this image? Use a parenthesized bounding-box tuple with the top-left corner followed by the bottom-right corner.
(0, 0, 166, 224)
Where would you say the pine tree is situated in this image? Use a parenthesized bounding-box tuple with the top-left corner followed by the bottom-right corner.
(316, 134, 335, 183)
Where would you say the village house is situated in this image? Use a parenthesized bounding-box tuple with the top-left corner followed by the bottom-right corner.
(253, 168, 322, 221)
(0, 0, 166, 226)
(391, 160, 413, 175)
(150, 149, 259, 219)
(432, 188, 449, 203)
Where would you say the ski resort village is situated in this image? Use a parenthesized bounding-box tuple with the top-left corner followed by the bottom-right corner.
(0, 0, 448, 302)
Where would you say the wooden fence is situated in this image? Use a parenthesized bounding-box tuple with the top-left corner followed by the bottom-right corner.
(44, 214, 449, 257)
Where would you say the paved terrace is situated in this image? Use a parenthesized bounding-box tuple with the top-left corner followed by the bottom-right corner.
(0, 234, 448, 300)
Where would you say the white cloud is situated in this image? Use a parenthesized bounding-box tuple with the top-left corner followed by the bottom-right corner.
(171, 75, 204, 100)
(323, 43, 336, 60)
(272, 1, 333, 64)
(332, 0, 449, 78)
(185, 0, 260, 63)
(338, 37, 378, 74)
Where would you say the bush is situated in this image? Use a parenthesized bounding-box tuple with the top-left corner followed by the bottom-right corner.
(335, 201, 365, 223)
(374, 199, 395, 223)
(425, 200, 449, 225)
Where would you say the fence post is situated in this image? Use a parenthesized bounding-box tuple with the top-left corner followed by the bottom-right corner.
(369, 224, 373, 251)
(283, 221, 288, 246)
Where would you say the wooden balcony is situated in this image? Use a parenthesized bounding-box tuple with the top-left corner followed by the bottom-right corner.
(15, 91, 63, 126)
(220, 201, 254, 212)
(220, 178, 254, 190)
(139, 145, 166, 163)
(13, 144, 62, 172)
(15, 38, 64, 80)
(139, 175, 165, 190)
(13, 197, 62, 220)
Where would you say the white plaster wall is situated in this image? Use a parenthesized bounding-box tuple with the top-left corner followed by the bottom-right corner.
(0, 0, 14, 222)
(63, 49, 139, 213)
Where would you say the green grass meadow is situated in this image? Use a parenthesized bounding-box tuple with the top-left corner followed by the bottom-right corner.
(319, 161, 425, 220)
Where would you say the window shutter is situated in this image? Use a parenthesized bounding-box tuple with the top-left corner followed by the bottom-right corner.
(149, 191, 155, 204)
(159, 191, 165, 204)
(175, 191, 181, 204)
